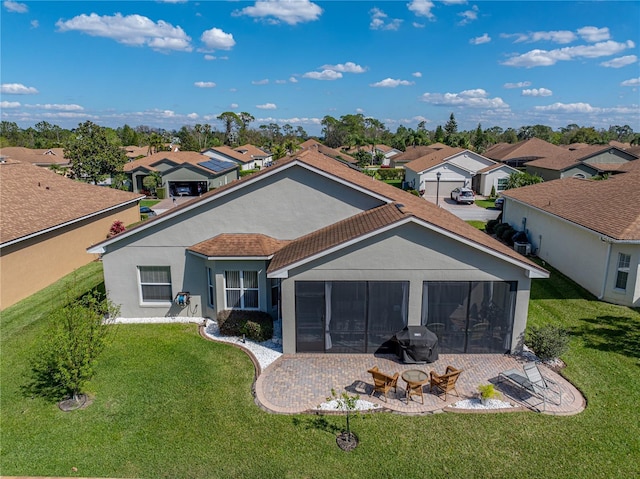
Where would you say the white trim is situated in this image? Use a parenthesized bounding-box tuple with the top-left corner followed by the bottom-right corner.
(2, 196, 143, 250)
(186, 251, 273, 261)
(88, 159, 394, 252)
(267, 216, 548, 279)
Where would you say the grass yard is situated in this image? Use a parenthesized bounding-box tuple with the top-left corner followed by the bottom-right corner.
(140, 199, 160, 208)
(475, 198, 498, 209)
(1, 262, 639, 478)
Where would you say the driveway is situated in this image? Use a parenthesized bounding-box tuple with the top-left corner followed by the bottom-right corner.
(423, 195, 502, 222)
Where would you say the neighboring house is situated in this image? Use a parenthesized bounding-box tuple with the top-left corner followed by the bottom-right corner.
(0, 159, 143, 309)
(389, 144, 448, 169)
(123, 145, 150, 161)
(300, 139, 356, 164)
(202, 145, 272, 171)
(404, 147, 519, 196)
(484, 138, 566, 168)
(89, 150, 548, 356)
(501, 172, 640, 307)
(0, 147, 69, 168)
(525, 145, 639, 181)
(123, 151, 239, 197)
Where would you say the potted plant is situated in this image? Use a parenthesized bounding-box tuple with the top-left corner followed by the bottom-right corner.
(477, 383, 501, 406)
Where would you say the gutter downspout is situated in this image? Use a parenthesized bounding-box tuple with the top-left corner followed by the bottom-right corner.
(598, 242, 612, 300)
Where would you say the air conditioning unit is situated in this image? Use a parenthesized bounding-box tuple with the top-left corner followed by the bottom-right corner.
(514, 242, 531, 256)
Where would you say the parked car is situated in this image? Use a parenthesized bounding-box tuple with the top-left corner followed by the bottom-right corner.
(494, 197, 504, 210)
(140, 206, 157, 217)
(176, 186, 191, 196)
(450, 187, 475, 204)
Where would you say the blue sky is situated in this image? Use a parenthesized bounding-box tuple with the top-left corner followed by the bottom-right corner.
(1, 0, 639, 136)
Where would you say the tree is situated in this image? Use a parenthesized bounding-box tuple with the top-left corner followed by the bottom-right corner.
(434, 125, 445, 143)
(64, 121, 127, 184)
(142, 171, 162, 196)
(472, 123, 487, 152)
(147, 132, 165, 155)
(506, 171, 543, 189)
(217, 111, 241, 145)
(444, 113, 458, 145)
(26, 289, 119, 405)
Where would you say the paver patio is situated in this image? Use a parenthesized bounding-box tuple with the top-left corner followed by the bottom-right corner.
(253, 353, 585, 416)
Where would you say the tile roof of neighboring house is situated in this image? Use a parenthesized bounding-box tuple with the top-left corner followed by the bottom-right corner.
(95, 149, 546, 275)
(428, 142, 449, 150)
(564, 143, 590, 150)
(189, 233, 290, 258)
(390, 146, 439, 163)
(374, 144, 396, 153)
(212, 145, 256, 164)
(123, 150, 236, 175)
(299, 139, 356, 163)
(0, 147, 69, 166)
(501, 172, 640, 241)
(123, 145, 149, 159)
(404, 147, 464, 173)
(477, 163, 514, 174)
(484, 138, 565, 162)
(234, 144, 271, 159)
(1, 160, 143, 245)
(619, 159, 640, 173)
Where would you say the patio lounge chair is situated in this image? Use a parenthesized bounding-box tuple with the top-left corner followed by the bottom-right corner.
(429, 365, 462, 401)
(498, 362, 561, 411)
(367, 366, 399, 402)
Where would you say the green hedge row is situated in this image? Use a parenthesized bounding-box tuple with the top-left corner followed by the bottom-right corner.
(216, 310, 274, 342)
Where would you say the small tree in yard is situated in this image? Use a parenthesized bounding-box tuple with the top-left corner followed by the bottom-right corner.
(328, 389, 360, 451)
(27, 290, 119, 407)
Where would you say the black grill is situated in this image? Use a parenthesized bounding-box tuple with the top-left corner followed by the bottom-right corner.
(395, 326, 439, 363)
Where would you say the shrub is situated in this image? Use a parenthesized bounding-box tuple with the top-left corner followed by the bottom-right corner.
(526, 325, 570, 361)
(485, 219, 499, 234)
(489, 185, 496, 199)
(493, 222, 509, 237)
(500, 226, 516, 244)
(107, 220, 126, 238)
(217, 310, 273, 342)
(407, 189, 421, 196)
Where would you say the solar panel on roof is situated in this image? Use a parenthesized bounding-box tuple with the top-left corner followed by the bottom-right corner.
(198, 158, 237, 173)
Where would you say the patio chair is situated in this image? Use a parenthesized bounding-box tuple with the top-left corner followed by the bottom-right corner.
(498, 362, 561, 411)
(429, 365, 462, 401)
(367, 366, 399, 402)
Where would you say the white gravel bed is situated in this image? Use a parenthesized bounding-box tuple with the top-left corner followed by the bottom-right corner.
(314, 399, 381, 412)
(450, 398, 515, 409)
(112, 317, 283, 370)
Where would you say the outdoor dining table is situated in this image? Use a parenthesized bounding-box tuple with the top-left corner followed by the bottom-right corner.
(402, 369, 429, 404)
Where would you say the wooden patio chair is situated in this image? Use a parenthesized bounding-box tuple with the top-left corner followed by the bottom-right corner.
(429, 365, 462, 401)
(367, 366, 399, 402)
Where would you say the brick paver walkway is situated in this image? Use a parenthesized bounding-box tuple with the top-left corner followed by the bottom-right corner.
(254, 353, 585, 416)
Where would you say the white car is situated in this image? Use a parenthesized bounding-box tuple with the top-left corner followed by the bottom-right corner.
(450, 187, 475, 204)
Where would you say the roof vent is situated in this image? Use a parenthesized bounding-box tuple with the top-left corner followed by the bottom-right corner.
(395, 203, 405, 211)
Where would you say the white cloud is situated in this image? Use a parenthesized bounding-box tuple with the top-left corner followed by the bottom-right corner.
(370, 78, 414, 88)
(1, 83, 38, 94)
(420, 89, 509, 108)
(55, 13, 192, 52)
(302, 70, 342, 80)
(470, 33, 491, 45)
(534, 102, 598, 113)
(194, 81, 216, 88)
(30, 19, 38, 28)
(578, 26, 610, 42)
(24, 103, 84, 111)
(289, 76, 298, 83)
(601, 55, 638, 68)
(504, 81, 531, 88)
(502, 40, 635, 67)
(0, 101, 21, 108)
(412, 72, 422, 78)
(234, 0, 322, 25)
(252, 79, 269, 85)
(275, 79, 287, 84)
(187, 112, 199, 119)
(230, 103, 239, 109)
(369, 8, 402, 31)
(256, 103, 277, 110)
(204, 55, 216, 61)
(3, 1, 27, 13)
(200, 27, 235, 51)
(320, 62, 366, 73)
(458, 5, 479, 25)
(621, 77, 640, 86)
(407, 0, 435, 20)
(522, 88, 553, 97)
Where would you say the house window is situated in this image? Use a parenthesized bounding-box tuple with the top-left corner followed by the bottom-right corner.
(138, 266, 172, 303)
(207, 267, 215, 308)
(615, 253, 631, 290)
(497, 178, 508, 191)
(225, 270, 259, 309)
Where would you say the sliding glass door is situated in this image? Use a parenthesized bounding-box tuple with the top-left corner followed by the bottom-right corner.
(295, 281, 408, 353)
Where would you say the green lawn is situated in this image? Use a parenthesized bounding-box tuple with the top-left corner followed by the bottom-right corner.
(1, 262, 639, 478)
(140, 199, 160, 208)
(475, 198, 498, 209)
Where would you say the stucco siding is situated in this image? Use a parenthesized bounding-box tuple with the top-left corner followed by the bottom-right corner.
(448, 152, 493, 172)
(279, 222, 532, 354)
(1, 203, 139, 309)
